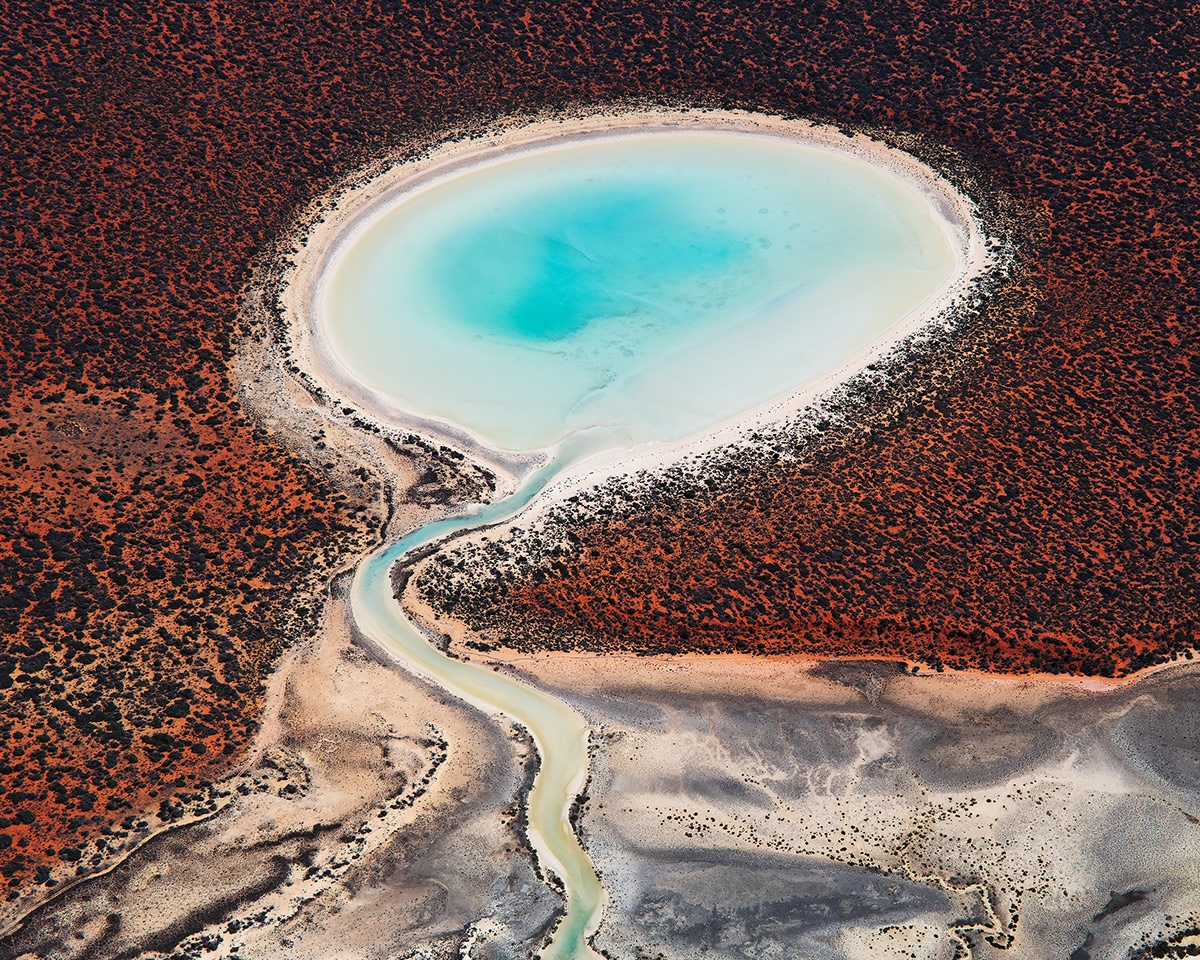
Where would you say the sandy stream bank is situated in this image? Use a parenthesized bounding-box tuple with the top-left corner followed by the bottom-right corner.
(8, 107, 1197, 960)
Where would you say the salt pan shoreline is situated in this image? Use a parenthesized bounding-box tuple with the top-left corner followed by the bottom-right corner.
(10, 108, 1194, 960)
(273, 106, 1001, 960)
(279, 106, 995, 509)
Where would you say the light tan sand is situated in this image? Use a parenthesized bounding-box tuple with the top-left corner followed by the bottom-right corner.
(1, 274, 557, 956)
(398, 554, 1200, 960)
(237, 107, 1194, 960)
(6, 593, 558, 960)
(502, 652, 1200, 960)
(278, 105, 997, 516)
(11, 106, 1194, 960)
(401, 564, 1187, 704)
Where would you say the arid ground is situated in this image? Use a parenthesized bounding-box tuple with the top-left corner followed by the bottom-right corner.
(1, 0, 1196, 954)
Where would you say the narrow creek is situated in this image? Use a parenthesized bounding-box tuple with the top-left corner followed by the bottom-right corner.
(351, 440, 606, 959)
(300, 112, 983, 959)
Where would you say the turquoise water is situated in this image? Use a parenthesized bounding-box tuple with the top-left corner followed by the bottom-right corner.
(329, 126, 966, 958)
(354, 437, 605, 959)
(323, 130, 955, 451)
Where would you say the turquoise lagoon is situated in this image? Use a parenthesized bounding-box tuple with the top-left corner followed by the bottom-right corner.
(325, 125, 969, 959)
(322, 130, 957, 452)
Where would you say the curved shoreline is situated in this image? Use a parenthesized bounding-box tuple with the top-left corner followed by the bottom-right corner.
(351, 518, 605, 959)
(272, 107, 998, 960)
(279, 106, 995, 498)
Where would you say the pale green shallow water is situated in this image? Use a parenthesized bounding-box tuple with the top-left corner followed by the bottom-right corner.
(355, 440, 604, 959)
(324, 130, 955, 452)
(337, 127, 962, 958)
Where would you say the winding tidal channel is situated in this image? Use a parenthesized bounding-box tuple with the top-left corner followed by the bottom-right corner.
(288, 110, 987, 958)
(353, 446, 606, 959)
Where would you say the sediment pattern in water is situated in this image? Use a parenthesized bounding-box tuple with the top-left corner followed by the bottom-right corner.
(1, 0, 1196, 913)
(321, 127, 958, 450)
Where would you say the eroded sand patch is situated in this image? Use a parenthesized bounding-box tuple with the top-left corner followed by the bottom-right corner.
(4, 591, 559, 960)
(476, 653, 1200, 960)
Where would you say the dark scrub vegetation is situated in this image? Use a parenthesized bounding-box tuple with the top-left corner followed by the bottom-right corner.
(1, 0, 1196, 902)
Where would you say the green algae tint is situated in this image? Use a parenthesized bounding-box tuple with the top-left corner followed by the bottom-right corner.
(322, 129, 956, 451)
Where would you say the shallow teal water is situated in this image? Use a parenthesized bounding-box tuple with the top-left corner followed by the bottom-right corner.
(323, 130, 955, 451)
(430, 182, 745, 341)
(334, 128, 965, 958)
(354, 436, 605, 959)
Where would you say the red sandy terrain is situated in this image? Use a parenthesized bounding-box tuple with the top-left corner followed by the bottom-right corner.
(1, 0, 1195, 901)
(417, 7, 1199, 676)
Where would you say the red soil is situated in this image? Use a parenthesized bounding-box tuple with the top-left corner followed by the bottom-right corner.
(416, 7, 1199, 677)
(1, 0, 1195, 901)
(0, 395, 365, 880)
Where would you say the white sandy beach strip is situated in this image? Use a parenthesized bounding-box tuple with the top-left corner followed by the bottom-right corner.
(278, 106, 995, 519)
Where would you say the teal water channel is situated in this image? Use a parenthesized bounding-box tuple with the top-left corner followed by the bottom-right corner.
(353, 438, 605, 959)
(331, 126, 964, 958)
